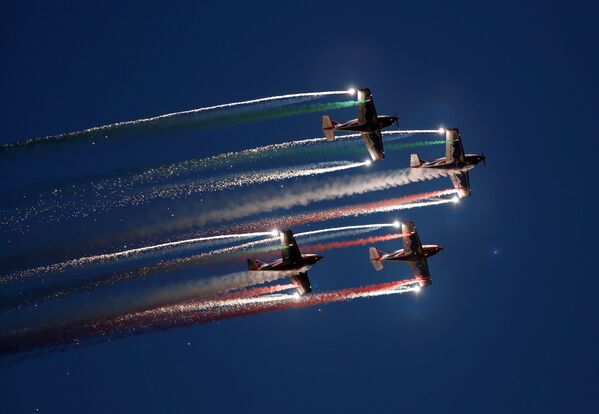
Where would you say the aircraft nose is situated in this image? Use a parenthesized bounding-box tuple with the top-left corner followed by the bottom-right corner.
(438, 245, 444, 251)
(315, 254, 324, 262)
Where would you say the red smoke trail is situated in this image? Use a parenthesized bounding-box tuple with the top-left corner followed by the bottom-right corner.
(226, 189, 456, 234)
(215, 232, 409, 265)
(303, 233, 408, 253)
(204, 283, 295, 301)
(0, 279, 421, 357)
(112, 277, 424, 332)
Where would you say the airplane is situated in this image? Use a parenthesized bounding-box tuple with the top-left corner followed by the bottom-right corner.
(410, 128, 485, 198)
(369, 221, 442, 288)
(321, 88, 398, 161)
(247, 229, 323, 295)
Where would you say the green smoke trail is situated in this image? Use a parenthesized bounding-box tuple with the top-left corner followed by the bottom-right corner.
(199, 100, 364, 127)
(258, 139, 447, 159)
(1, 99, 363, 153)
(92, 139, 445, 190)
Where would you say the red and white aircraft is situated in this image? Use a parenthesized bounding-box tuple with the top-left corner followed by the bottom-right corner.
(369, 221, 442, 287)
(247, 230, 322, 295)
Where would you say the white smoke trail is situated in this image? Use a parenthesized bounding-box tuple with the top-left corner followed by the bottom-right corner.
(116, 161, 368, 207)
(0, 161, 368, 228)
(0, 231, 278, 285)
(294, 223, 398, 238)
(148, 166, 473, 233)
(94, 129, 441, 187)
(184, 280, 421, 312)
(158, 223, 399, 270)
(365, 197, 458, 213)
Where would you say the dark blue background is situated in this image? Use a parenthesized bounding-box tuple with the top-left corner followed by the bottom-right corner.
(1, 1, 598, 413)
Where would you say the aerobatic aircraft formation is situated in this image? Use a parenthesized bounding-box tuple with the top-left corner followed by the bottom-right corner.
(0, 87, 485, 358)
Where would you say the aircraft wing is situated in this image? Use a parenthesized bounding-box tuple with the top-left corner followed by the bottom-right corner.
(445, 128, 465, 164)
(280, 230, 304, 267)
(402, 221, 423, 255)
(360, 130, 385, 161)
(290, 272, 312, 295)
(407, 257, 431, 279)
(357, 88, 378, 125)
(449, 170, 471, 198)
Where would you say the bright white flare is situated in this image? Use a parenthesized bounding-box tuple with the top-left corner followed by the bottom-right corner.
(438, 128, 445, 134)
(452, 196, 460, 204)
(393, 220, 401, 228)
(270, 229, 280, 237)
(365, 159, 372, 166)
(347, 88, 356, 95)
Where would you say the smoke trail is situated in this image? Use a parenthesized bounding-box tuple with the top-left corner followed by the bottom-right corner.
(0, 129, 440, 212)
(130, 167, 469, 237)
(1, 268, 307, 341)
(21, 191, 452, 294)
(206, 283, 296, 301)
(0, 224, 396, 311)
(1, 90, 353, 151)
(0, 277, 423, 358)
(57, 192, 453, 289)
(0, 230, 283, 286)
(118, 129, 441, 184)
(1, 160, 369, 228)
(80, 130, 440, 191)
(303, 233, 407, 253)
(229, 189, 458, 233)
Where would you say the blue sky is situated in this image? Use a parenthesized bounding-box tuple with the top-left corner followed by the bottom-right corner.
(1, 1, 598, 413)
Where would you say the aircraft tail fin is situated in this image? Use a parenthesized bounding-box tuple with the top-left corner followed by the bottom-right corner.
(247, 257, 263, 271)
(410, 153, 423, 168)
(369, 247, 384, 271)
(322, 115, 337, 141)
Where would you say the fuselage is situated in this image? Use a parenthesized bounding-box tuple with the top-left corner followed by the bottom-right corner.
(253, 253, 323, 271)
(381, 245, 443, 261)
(334, 115, 397, 133)
(421, 154, 485, 169)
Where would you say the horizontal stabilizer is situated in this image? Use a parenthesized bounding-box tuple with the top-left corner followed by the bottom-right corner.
(410, 153, 422, 168)
(322, 115, 336, 141)
(369, 247, 384, 271)
(247, 257, 263, 271)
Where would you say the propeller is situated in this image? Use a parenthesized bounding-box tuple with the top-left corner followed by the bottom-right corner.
(394, 111, 400, 128)
(482, 151, 486, 167)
